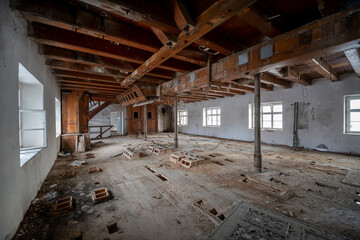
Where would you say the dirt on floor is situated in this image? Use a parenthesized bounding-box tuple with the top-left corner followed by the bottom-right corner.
(13, 133, 360, 240)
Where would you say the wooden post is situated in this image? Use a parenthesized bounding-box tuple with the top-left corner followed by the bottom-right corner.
(144, 104, 147, 140)
(254, 73, 262, 172)
(174, 94, 178, 148)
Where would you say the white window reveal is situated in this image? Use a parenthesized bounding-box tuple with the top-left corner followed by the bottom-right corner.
(249, 102, 283, 130)
(55, 98, 61, 137)
(203, 107, 221, 127)
(18, 63, 46, 166)
(345, 94, 360, 134)
(177, 109, 188, 126)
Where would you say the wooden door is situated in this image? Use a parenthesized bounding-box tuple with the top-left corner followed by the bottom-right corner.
(127, 104, 158, 134)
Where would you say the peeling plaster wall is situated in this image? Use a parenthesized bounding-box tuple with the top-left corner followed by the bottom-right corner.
(0, 1, 60, 239)
(89, 104, 127, 138)
(179, 74, 360, 154)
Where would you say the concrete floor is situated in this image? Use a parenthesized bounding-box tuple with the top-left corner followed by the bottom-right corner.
(14, 133, 360, 239)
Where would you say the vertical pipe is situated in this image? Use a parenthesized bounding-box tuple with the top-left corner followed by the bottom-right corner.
(293, 102, 298, 148)
(254, 73, 262, 172)
(174, 94, 178, 149)
(144, 104, 147, 140)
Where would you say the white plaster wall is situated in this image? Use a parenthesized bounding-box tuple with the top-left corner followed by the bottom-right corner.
(178, 74, 360, 154)
(89, 103, 127, 138)
(0, 1, 60, 239)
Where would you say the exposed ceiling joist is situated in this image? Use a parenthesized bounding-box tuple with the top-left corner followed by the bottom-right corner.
(260, 73, 291, 88)
(120, 0, 256, 87)
(39, 46, 174, 79)
(29, 22, 198, 73)
(239, 8, 281, 38)
(78, 0, 244, 55)
(12, 0, 206, 66)
(305, 57, 339, 81)
(280, 67, 312, 86)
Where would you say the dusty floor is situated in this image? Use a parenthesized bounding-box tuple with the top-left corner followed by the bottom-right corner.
(14, 133, 360, 239)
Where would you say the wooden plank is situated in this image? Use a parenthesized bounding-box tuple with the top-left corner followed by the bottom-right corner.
(120, 0, 256, 87)
(344, 48, 360, 77)
(56, 79, 124, 89)
(59, 84, 124, 93)
(260, 72, 291, 88)
(116, 86, 146, 106)
(305, 57, 339, 81)
(29, 22, 198, 73)
(151, 27, 177, 46)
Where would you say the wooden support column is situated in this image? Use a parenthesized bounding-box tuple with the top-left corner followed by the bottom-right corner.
(174, 94, 178, 149)
(254, 74, 262, 172)
(144, 104, 147, 140)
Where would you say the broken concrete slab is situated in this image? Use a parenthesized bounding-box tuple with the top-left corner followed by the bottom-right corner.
(210, 201, 346, 240)
(341, 168, 360, 187)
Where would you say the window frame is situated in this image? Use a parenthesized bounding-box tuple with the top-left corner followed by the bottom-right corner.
(344, 94, 360, 135)
(203, 106, 221, 127)
(55, 97, 61, 137)
(249, 101, 283, 131)
(177, 109, 188, 126)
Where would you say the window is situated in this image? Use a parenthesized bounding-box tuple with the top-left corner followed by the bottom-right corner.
(177, 110, 188, 126)
(249, 102, 283, 130)
(203, 107, 221, 127)
(55, 98, 61, 137)
(18, 63, 46, 166)
(148, 112, 152, 119)
(345, 95, 360, 134)
(134, 112, 138, 118)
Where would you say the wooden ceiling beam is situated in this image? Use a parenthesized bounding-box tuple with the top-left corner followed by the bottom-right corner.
(29, 22, 198, 73)
(305, 57, 339, 81)
(46, 60, 127, 79)
(59, 84, 124, 93)
(210, 7, 360, 83)
(344, 48, 360, 77)
(78, 0, 243, 55)
(90, 95, 117, 103)
(56, 79, 125, 89)
(169, 0, 195, 32)
(12, 0, 206, 66)
(239, 8, 281, 38)
(120, 0, 256, 87)
(40, 45, 173, 79)
(53, 69, 165, 85)
(280, 67, 312, 86)
(260, 73, 292, 88)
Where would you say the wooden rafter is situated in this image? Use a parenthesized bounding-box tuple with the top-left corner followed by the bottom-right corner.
(344, 48, 360, 77)
(40, 46, 174, 79)
(305, 57, 339, 81)
(239, 8, 281, 38)
(120, 0, 256, 87)
(78, 0, 245, 55)
(260, 73, 291, 88)
(12, 0, 206, 66)
(29, 22, 198, 73)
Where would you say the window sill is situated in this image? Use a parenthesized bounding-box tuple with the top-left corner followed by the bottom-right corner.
(20, 148, 42, 167)
(344, 132, 360, 135)
(204, 125, 221, 128)
(249, 128, 283, 132)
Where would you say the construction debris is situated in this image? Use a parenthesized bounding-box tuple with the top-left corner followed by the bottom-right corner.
(193, 199, 226, 225)
(91, 188, 111, 204)
(63, 170, 75, 178)
(180, 153, 206, 168)
(169, 153, 186, 163)
(68, 160, 87, 167)
(88, 167, 102, 174)
(53, 196, 74, 215)
(123, 148, 140, 159)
